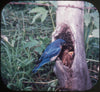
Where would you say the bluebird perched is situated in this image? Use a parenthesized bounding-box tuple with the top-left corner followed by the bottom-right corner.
(32, 39, 66, 73)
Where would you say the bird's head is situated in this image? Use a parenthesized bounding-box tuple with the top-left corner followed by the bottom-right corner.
(55, 39, 66, 46)
(59, 39, 66, 46)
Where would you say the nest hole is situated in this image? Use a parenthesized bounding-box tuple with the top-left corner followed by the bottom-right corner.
(54, 24, 75, 67)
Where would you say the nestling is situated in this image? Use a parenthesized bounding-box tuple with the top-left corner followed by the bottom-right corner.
(62, 49, 74, 68)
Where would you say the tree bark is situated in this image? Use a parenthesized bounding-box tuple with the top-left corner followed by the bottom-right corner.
(52, 1, 92, 91)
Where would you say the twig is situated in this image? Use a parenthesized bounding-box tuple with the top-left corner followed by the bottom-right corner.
(9, 2, 53, 6)
(1, 9, 7, 26)
(90, 76, 98, 80)
(88, 69, 98, 74)
(55, 87, 60, 92)
(9, 2, 97, 10)
(21, 12, 25, 32)
(58, 5, 97, 10)
(23, 79, 58, 84)
(48, 6, 55, 31)
(86, 59, 99, 62)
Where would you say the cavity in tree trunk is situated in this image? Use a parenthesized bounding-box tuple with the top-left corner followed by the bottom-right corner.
(52, 1, 92, 91)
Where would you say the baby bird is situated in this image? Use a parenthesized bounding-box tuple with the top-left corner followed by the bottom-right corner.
(62, 49, 74, 68)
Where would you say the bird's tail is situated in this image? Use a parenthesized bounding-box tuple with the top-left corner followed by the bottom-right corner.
(32, 58, 50, 73)
(32, 64, 40, 73)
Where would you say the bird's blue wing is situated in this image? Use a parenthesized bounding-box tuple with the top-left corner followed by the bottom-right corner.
(45, 46, 61, 58)
(39, 43, 53, 61)
(39, 45, 61, 61)
(39, 39, 64, 61)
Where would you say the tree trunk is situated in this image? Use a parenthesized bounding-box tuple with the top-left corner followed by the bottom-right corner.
(52, 1, 92, 91)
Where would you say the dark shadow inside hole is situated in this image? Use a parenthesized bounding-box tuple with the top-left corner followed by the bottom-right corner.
(55, 24, 75, 68)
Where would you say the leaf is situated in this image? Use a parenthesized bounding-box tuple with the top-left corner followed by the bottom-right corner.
(94, 18, 99, 29)
(11, 71, 28, 82)
(29, 36, 34, 42)
(19, 58, 34, 68)
(92, 42, 99, 49)
(84, 2, 94, 7)
(32, 13, 41, 23)
(49, 1, 58, 8)
(29, 7, 48, 23)
(24, 59, 34, 66)
(29, 7, 47, 14)
(11, 40, 15, 47)
(7, 83, 16, 89)
(84, 12, 91, 26)
(48, 87, 51, 91)
(90, 10, 99, 18)
(52, 87, 55, 91)
(92, 29, 99, 38)
(90, 11, 99, 29)
(43, 37, 50, 45)
(23, 40, 39, 49)
(41, 11, 48, 22)
(50, 82, 56, 86)
(24, 87, 32, 91)
(41, 44, 46, 50)
(34, 46, 44, 55)
(1, 40, 7, 48)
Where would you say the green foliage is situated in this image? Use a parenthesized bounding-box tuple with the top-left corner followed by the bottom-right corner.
(84, 12, 91, 27)
(29, 7, 48, 23)
(29, 1, 56, 30)
(1, 34, 34, 90)
(35, 1, 58, 8)
(84, 2, 99, 59)
(92, 29, 99, 38)
(90, 10, 99, 29)
(1, 3, 53, 91)
(49, 1, 58, 8)
(23, 39, 39, 49)
(34, 37, 50, 54)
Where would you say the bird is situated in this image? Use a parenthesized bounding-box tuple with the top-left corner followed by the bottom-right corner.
(32, 39, 66, 73)
(62, 49, 74, 68)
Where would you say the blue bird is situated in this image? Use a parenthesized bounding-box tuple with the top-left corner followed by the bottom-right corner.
(32, 39, 66, 73)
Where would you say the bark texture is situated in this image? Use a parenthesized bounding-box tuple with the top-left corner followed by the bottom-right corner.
(52, 1, 92, 91)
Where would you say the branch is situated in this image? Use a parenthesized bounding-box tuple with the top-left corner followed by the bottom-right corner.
(58, 5, 96, 10)
(90, 76, 98, 80)
(22, 79, 58, 84)
(9, 2, 53, 7)
(88, 69, 98, 74)
(86, 59, 99, 63)
(9, 2, 97, 10)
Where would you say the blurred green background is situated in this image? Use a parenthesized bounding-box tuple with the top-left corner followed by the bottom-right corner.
(1, 1, 99, 91)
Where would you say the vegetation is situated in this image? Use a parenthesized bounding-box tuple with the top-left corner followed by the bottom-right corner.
(1, 1, 99, 91)
(84, 2, 99, 60)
